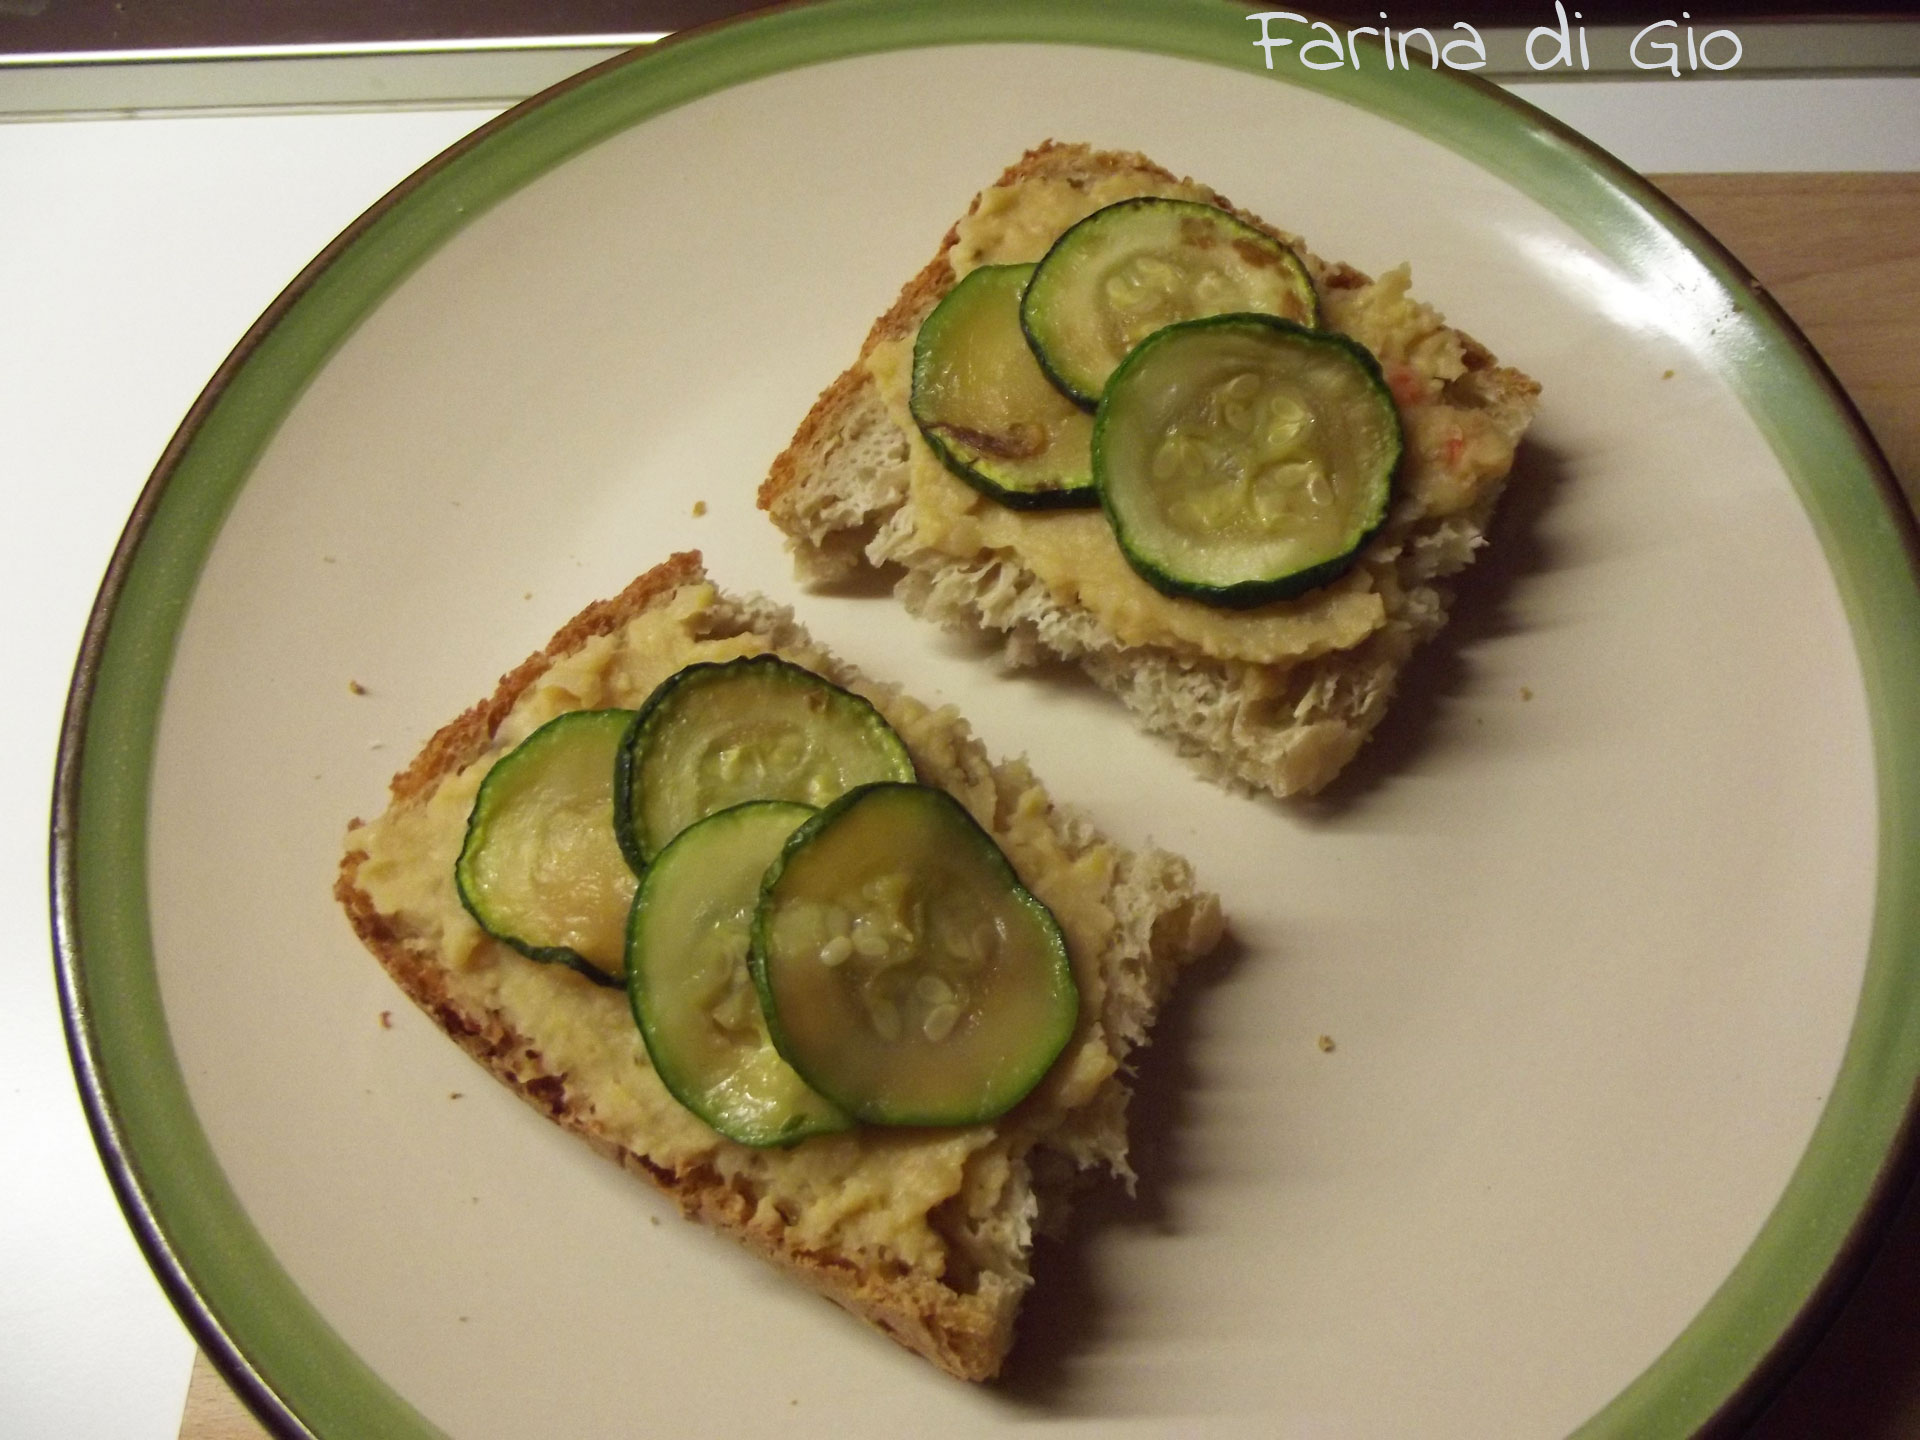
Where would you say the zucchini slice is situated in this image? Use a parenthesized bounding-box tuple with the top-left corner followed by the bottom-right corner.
(616, 656, 915, 868)
(910, 262, 1096, 509)
(627, 801, 853, 1147)
(1095, 313, 1400, 608)
(1022, 197, 1318, 408)
(751, 783, 1078, 1128)
(454, 708, 637, 985)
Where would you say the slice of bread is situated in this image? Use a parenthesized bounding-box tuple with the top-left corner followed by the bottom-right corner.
(336, 552, 1222, 1381)
(760, 141, 1542, 797)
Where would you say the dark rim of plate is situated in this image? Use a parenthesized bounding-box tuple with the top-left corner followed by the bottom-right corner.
(48, 2, 1920, 1436)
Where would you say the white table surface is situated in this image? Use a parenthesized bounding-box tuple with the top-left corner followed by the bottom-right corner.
(2, 69, 1915, 1439)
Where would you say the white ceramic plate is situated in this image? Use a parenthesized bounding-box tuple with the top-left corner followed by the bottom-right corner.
(55, 4, 1920, 1438)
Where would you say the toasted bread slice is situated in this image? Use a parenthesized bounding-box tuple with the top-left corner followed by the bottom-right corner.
(336, 552, 1222, 1380)
(759, 142, 1541, 797)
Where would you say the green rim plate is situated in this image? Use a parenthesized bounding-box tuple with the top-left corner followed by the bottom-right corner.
(50, 2, 1920, 1436)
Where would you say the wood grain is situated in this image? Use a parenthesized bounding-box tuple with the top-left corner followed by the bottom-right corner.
(177, 173, 1920, 1440)
(1654, 172, 1920, 511)
(1649, 171, 1920, 1440)
(181, 1352, 270, 1440)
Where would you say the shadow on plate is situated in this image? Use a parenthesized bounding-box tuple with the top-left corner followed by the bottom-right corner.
(1736, 1162, 1920, 1438)
(1299, 435, 1575, 814)
(988, 926, 1251, 1408)
(980, 438, 1574, 1407)
(792, 553, 904, 601)
(809, 437, 1579, 815)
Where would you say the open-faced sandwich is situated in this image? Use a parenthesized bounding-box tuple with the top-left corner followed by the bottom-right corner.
(760, 141, 1541, 797)
(337, 552, 1222, 1380)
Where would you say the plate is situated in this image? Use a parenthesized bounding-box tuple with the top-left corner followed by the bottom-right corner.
(53, 3, 1920, 1436)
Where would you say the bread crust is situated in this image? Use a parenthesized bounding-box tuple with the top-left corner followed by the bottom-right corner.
(336, 551, 1220, 1381)
(760, 142, 1542, 798)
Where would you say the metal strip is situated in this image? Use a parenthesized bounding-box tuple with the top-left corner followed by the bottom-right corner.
(3, 21, 1919, 121)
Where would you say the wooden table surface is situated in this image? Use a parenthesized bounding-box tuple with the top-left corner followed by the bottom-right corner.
(178, 172, 1920, 1440)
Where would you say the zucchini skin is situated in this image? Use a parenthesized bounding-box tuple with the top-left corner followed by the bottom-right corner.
(1092, 312, 1402, 609)
(613, 655, 915, 871)
(463, 926, 627, 989)
(481, 936, 625, 988)
(453, 708, 635, 990)
(915, 423, 1099, 512)
(624, 799, 853, 1148)
(1020, 196, 1321, 411)
(748, 782, 1078, 1128)
(1019, 318, 1097, 417)
(910, 263, 1098, 511)
(611, 701, 651, 874)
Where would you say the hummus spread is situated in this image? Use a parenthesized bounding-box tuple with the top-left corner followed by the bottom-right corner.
(345, 582, 1125, 1272)
(863, 172, 1521, 666)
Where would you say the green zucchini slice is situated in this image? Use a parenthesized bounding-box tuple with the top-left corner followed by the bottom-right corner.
(1022, 197, 1318, 408)
(1095, 313, 1400, 608)
(751, 783, 1078, 1128)
(454, 708, 637, 985)
(627, 801, 853, 1147)
(616, 656, 915, 868)
(910, 262, 1096, 509)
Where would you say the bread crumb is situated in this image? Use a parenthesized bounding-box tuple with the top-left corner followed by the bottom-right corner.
(348, 679, 368, 696)
(1520, 686, 1534, 701)
(450, 1092, 464, 1100)
(458, 1316, 469, 1323)
(523, 592, 533, 601)
(378, 1010, 392, 1030)
(649, 1215, 661, 1227)
(1317, 1034, 1336, 1053)
(1661, 368, 1675, 380)
(692, 500, 708, 517)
